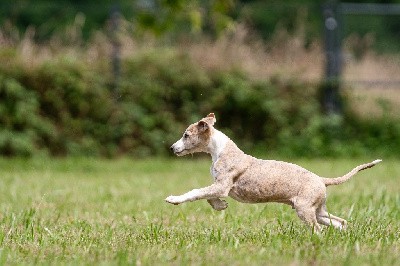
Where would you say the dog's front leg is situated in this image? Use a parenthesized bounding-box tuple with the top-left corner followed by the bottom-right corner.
(165, 183, 229, 205)
(207, 198, 228, 211)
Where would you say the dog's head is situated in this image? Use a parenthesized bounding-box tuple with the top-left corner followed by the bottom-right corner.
(170, 113, 216, 156)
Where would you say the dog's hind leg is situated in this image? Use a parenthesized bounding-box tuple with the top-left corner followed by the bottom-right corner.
(207, 198, 228, 211)
(294, 202, 321, 233)
(316, 204, 347, 230)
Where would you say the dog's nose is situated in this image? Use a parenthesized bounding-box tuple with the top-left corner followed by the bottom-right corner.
(170, 145, 174, 152)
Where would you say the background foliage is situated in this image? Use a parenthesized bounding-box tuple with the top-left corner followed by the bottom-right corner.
(0, 47, 399, 157)
(1, 0, 400, 157)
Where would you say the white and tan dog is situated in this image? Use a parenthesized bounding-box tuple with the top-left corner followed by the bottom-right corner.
(166, 113, 381, 232)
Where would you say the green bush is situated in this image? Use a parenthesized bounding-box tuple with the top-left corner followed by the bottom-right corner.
(0, 48, 399, 157)
(0, 75, 55, 156)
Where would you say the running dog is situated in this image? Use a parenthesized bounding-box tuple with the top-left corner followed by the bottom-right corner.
(166, 113, 381, 232)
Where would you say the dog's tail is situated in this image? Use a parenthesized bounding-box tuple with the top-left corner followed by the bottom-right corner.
(322, 159, 382, 187)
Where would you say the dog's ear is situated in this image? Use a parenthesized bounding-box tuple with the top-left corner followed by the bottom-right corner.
(202, 113, 216, 126)
(197, 120, 209, 132)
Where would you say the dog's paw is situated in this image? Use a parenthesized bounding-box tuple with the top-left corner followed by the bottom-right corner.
(165, 195, 182, 205)
(208, 199, 228, 211)
(213, 200, 228, 211)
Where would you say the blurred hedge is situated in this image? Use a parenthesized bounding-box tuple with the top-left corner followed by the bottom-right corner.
(0, 48, 399, 157)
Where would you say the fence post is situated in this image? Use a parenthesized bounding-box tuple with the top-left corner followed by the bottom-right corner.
(322, 2, 342, 114)
(110, 5, 121, 101)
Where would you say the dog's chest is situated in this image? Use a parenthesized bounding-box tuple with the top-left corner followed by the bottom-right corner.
(210, 158, 228, 182)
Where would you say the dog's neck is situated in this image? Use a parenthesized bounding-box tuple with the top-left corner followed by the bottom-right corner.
(207, 128, 230, 163)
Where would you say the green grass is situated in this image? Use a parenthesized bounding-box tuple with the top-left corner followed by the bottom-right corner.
(0, 157, 399, 265)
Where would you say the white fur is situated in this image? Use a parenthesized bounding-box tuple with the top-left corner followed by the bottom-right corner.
(172, 138, 185, 153)
(317, 217, 344, 230)
(372, 159, 382, 164)
(208, 129, 229, 163)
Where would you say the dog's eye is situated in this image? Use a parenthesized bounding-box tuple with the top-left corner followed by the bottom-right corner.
(183, 133, 189, 139)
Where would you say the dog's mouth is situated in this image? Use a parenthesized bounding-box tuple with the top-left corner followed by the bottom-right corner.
(174, 149, 187, 156)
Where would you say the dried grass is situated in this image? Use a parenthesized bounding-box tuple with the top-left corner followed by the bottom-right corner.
(1, 19, 399, 118)
(183, 24, 324, 82)
(183, 25, 400, 118)
(343, 51, 400, 118)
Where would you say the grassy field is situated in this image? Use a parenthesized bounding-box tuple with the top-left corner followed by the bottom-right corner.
(0, 157, 399, 265)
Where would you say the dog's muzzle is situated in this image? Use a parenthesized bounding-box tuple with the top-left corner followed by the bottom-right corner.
(170, 145, 178, 154)
(170, 141, 185, 155)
